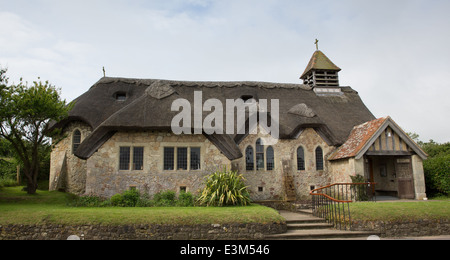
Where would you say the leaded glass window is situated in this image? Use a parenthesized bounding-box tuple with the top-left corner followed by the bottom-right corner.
(297, 147, 305, 171)
(72, 130, 81, 153)
(119, 147, 131, 171)
(256, 139, 264, 170)
(177, 147, 188, 170)
(164, 147, 175, 171)
(190, 147, 201, 170)
(246, 146, 254, 171)
(316, 147, 324, 171)
(133, 147, 144, 171)
(266, 146, 274, 171)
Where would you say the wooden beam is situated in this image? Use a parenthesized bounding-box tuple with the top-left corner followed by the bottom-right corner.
(365, 150, 413, 156)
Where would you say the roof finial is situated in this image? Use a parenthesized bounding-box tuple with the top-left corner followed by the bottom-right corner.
(103, 66, 106, 77)
(315, 39, 319, 51)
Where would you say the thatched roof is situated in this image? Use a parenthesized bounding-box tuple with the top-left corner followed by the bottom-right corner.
(50, 77, 375, 160)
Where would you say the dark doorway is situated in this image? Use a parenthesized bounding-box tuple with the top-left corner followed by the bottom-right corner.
(366, 156, 415, 199)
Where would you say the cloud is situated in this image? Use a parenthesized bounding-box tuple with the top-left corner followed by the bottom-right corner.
(1, 0, 449, 142)
(0, 11, 95, 99)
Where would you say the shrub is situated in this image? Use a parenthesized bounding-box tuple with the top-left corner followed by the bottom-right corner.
(121, 189, 140, 207)
(197, 169, 251, 207)
(177, 191, 195, 207)
(423, 154, 450, 196)
(70, 189, 197, 208)
(154, 190, 177, 207)
(350, 175, 369, 201)
(0, 176, 17, 188)
(110, 194, 124, 207)
(136, 193, 154, 207)
(0, 159, 18, 187)
(70, 194, 106, 207)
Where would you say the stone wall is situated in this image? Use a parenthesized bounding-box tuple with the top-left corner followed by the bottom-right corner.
(0, 223, 286, 240)
(85, 131, 231, 198)
(351, 219, 450, 237)
(49, 121, 92, 195)
(52, 126, 343, 201)
(237, 129, 335, 201)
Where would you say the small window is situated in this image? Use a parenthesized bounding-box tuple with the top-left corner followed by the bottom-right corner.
(119, 147, 131, 171)
(240, 95, 254, 102)
(177, 147, 188, 170)
(164, 147, 175, 171)
(190, 147, 201, 170)
(256, 139, 265, 170)
(114, 92, 127, 101)
(297, 147, 305, 171)
(180, 186, 187, 193)
(315, 147, 324, 171)
(258, 187, 264, 192)
(266, 146, 274, 171)
(245, 146, 254, 171)
(380, 164, 387, 177)
(133, 147, 144, 171)
(72, 130, 81, 153)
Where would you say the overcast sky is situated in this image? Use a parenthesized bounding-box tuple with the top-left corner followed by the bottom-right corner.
(1, 0, 449, 143)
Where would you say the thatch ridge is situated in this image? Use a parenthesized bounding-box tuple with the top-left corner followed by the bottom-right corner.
(52, 76, 375, 160)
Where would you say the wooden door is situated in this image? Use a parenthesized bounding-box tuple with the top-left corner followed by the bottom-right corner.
(395, 157, 415, 199)
(367, 158, 375, 194)
(398, 178, 415, 199)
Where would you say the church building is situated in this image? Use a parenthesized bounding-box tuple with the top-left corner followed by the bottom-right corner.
(49, 48, 427, 201)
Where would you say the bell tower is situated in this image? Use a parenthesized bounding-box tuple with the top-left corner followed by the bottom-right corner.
(301, 40, 342, 95)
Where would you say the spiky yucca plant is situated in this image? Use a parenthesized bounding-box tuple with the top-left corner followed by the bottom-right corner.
(197, 169, 251, 207)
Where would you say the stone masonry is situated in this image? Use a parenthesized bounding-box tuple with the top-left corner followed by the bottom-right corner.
(50, 122, 339, 201)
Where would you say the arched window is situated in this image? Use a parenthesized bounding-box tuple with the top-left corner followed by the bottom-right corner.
(245, 146, 254, 171)
(266, 146, 274, 171)
(315, 147, 324, 171)
(297, 147, 305, 171)
(256, 139, 265, 170)
(72, 130, 81, 153)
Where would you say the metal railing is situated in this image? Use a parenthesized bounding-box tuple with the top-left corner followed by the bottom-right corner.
(310, 183, 376, 230)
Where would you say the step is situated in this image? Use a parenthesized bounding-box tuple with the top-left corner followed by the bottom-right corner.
(286, 218, 327, 225)
(287, 223, 334, 230)
(296, 209, 313, 215)
(266, 229, 378, 240)
(279, 211, 323, 223)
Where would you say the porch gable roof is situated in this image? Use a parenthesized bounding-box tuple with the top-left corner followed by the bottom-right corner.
(328, 116, 428, 161)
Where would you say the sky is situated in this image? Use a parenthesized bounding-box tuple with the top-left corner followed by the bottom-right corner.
(1, 0, 449, 143)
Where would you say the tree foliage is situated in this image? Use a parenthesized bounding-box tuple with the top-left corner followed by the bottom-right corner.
(0, 68, 72, 194)
(409, 133, 450, 197)
(422, 142, 450, 197)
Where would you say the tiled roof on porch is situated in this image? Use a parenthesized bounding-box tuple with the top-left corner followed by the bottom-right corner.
(329, 116, 428, 161)
(328, 117, 389, 161)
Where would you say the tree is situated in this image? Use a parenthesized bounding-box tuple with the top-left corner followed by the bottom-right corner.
(0, 69, 72, 194)
(423, 154, 450, 196)
(407, 133, 450, 197)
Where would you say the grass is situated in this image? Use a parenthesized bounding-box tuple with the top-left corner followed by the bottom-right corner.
(2, 186, 449, 226)
(0, 186, 285, 226)
(349, 201, 450, 222)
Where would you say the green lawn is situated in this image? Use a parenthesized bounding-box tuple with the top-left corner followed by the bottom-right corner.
(2, 187, 449, 226)
(0, 187, 285, 226)
(349, 201, 450, 221)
